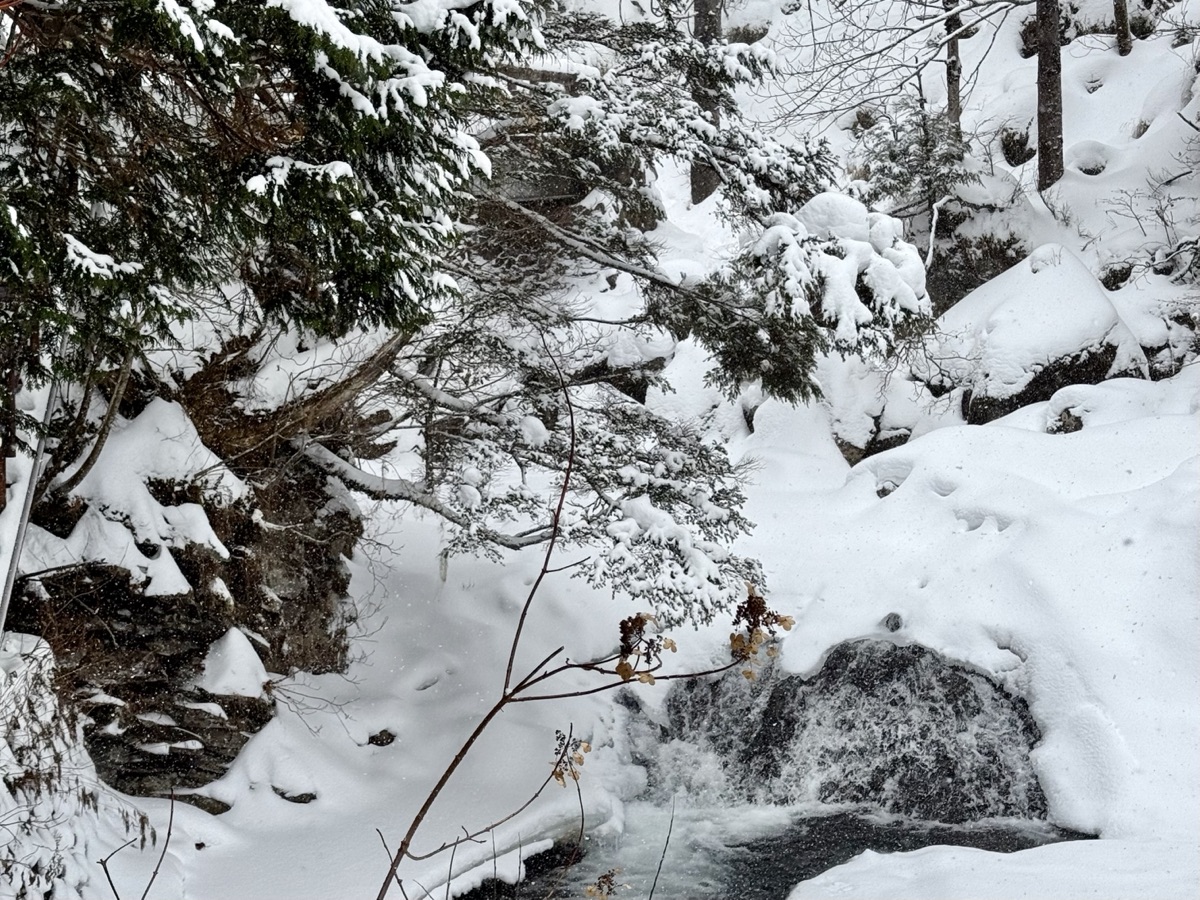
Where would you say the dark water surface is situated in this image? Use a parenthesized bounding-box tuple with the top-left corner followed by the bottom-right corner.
(478, 805, 1091, 900)
(718, 811, 1092, 900)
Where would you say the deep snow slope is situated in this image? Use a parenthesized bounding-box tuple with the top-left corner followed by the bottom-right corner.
(7, 3, 1198, 900)
(153, 160, 1197, 900)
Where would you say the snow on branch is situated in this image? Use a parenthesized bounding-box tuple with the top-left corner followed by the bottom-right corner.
(301, 440, 553, 550)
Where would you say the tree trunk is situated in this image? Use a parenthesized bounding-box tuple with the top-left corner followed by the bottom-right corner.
(1113, 0, 1132, 56)
(690, 0, 723, 205)
(0, 310, 27, 511)
(0, 367, 13, 511)
(1036, 0, 1064, 191)
(944, 0, 963, 141)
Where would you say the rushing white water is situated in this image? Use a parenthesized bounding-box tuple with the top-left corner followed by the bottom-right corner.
(638, 640, 1048, 822)
(514, 803, 1076, 900)
(465, 639, 1088, 900)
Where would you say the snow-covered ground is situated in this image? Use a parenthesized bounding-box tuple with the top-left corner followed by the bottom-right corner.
(104, 172, 1197, 900)
(3, 3, 1198, 899)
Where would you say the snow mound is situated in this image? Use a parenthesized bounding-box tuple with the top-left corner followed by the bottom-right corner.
(790, 838, 1199, 900)
(919, 244, 1148, 419)
(1045, 364, 1200, 430)
(21, 398, 244, 596)
(196, 628, 269, 698)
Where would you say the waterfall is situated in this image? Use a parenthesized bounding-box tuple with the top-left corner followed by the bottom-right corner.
(632, 639, 1048, 823)
(462, 639, 1088, 900)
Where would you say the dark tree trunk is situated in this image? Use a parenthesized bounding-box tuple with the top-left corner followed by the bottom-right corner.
(1036, 0, 1064, 190)
(690, 0, 723, 205)
(944, 0, 963, 141)
(1114, 0, 1133, 56)
(0, 331, 15, 511)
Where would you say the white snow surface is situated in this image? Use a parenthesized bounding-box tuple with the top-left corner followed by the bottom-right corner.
(791, 839, 1200, 900)
(919, 243, 1148, 399)
(20, 398, 245, 597)
(90, 173, 1197, 900)
(7, 6, 1198, 900)
(195, 628, 270, 698)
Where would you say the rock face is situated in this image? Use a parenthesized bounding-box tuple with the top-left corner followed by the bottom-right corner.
(11, 401, 361, 800)
(632, 639, 1048, 823)
(917, 244, 1149, 424)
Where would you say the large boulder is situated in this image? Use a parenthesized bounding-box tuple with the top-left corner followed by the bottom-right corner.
(918, 244, 1148, 424)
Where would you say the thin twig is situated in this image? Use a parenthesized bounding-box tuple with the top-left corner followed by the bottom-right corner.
(139, 790, 174, 900)
(97, 839, 137, 900)
(512, 646, 567, 693)
(542, 556, 590, 575)
(646, 796, 675, 900)
(537, 762, 588, 900)
(510, 659, 742, 703)
(443, 838, 458, 900)
(515, 840, 523, 900)
(377, 829, 410, 897)
(491, 831, 499, 900)
(503, 336, 577, 694)
(402, 733, 575, 862)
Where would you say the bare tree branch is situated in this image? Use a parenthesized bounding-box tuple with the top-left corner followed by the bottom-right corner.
(301, 441, 554, 551)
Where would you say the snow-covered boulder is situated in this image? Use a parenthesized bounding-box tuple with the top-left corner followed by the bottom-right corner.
(816, 353, 953, 464)
(918, 244, 1148, 423)
(196, 627, 270, 698)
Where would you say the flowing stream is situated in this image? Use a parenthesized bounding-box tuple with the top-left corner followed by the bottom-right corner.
(517, 804, 1079, 900)
(471, 639, 1092, 899)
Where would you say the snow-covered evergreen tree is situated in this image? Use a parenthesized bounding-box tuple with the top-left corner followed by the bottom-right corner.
(297, 8, 933, 625)
(2, 0, 930, 631)
(0, 0, 539, 431)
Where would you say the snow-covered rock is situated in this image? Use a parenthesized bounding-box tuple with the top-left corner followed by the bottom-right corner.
(196, 628, 270, 698)
(918, 244, 1149, 423)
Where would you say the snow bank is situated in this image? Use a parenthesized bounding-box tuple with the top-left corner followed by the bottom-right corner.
(919, 244, 1148, 412)
(196, 628, 270, 698)
(791, 838, 1200, 900)
(751, 367, 1199, 854)
(21, 398, 244, 597)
